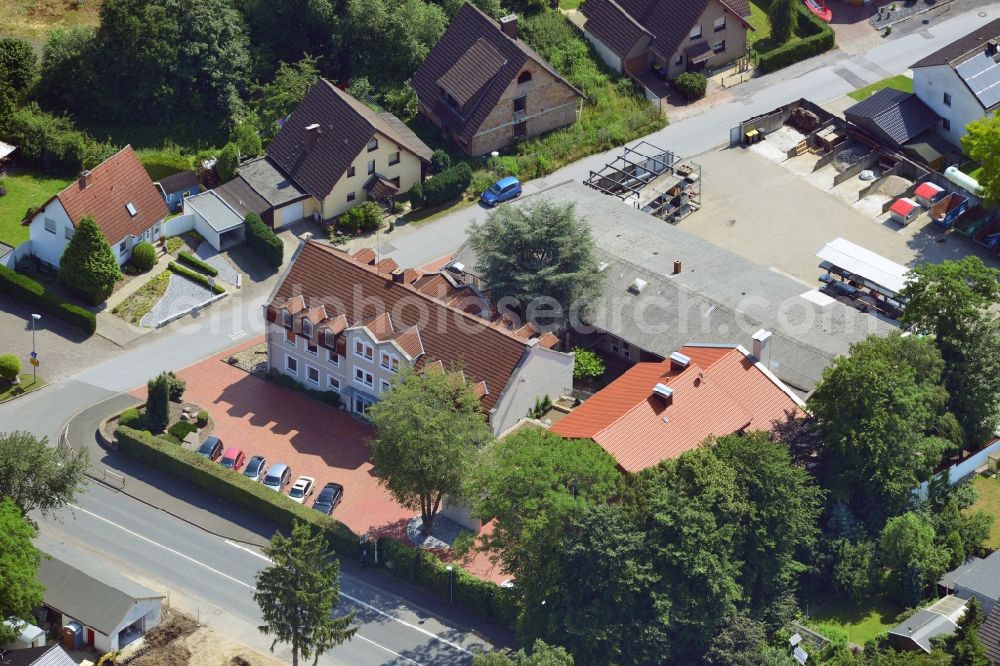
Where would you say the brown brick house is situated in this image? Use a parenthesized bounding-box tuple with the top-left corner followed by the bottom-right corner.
(581, 0, 751, 80)
(411, 2, 585, 156)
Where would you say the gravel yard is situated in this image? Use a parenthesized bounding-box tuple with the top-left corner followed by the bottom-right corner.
(140, 273, 215, 327)
(195, 240, 241, 286)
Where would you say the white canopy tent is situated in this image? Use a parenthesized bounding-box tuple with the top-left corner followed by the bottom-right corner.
(816, 237, 909, 297)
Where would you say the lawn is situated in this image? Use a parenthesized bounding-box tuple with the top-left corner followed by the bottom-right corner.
(848, 74, 914, 101)
(960, 161, 985, 183)
(808, 596, 903, 646)
(0, 171, 73, 246)
(0, 374, 47, 403)
(967, 475, 1000, 549)
(112, 271, 170, 325)
(0, 0, 102, 42)
(559, 0, 583, 8)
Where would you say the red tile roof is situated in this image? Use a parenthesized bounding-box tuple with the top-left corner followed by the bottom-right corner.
(30, 146, 168, 246)
(352, 248, 377, 264)
(269, 241, 538, 413)
(551, 345, 802, 472)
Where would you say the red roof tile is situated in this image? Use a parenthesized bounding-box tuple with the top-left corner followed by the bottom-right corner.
(352, 248, 377, 265)
(40, 146, 168, 246)
(551, 346, 802, 472)
(375, 258, 399, 274)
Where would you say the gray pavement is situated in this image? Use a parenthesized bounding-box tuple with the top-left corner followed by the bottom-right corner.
(140, 272, 215, 328)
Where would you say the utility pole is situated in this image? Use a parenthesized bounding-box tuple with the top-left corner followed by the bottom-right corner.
(30, 313, 41, 384)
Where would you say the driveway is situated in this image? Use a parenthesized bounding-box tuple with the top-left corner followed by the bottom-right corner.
(131, 337, 414, 539)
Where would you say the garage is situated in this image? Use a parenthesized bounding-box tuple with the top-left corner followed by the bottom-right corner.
(182, 191, 246, 250)
(277, 200, 305, 228)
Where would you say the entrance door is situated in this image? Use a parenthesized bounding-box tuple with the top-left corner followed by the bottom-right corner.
(353, 394, 374, 416)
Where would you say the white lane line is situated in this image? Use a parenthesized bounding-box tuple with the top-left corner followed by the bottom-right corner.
(354, 635, 423, 665)
(225, 540, 473, 656)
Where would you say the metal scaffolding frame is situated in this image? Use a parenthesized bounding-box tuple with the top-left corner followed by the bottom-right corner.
(584, 141, 680, 200)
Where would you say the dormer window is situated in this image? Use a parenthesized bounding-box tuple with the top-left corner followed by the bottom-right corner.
(302, 319, 313, 338)
(282, 309, 292, 328)
(517, 71, 532, 84)
(367, 137, 379, 152)
(324, 329, 335, 348)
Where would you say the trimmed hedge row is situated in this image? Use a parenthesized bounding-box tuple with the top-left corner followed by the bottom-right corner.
(177, 251, 219, 277)
(377, 537, 518, 627)
(244, 212, 283, 270)
(115, 426, 359, 555)
(0, 264, 96, 335)
(423, 163, 472, 207)
(756, 5, 835, 74)
(168, 262, 225, 294)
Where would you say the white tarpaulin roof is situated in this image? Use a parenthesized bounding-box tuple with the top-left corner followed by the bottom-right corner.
(0, 141, 15, 160)
(816, 237, 909, 295)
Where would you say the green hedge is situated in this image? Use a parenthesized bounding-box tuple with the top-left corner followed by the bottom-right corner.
(115, 425, 359, 555)
(756, 6, 835, 74)
(423, 163, 472, 207)
(177, 251, 219, 277)
(0, 264, 96, 335)
(377, 537, 518, 627)
(244, 212, 283, 270)
(167, 262, 225, 294)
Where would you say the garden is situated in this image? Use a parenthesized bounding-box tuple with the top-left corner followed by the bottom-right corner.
(108, 371, 214, 447)
(967, 474, 1000, 549)
(805, 596, 904, 648)
(0, 352, 45, 403)
(747, 0, 836, 74)
(0, 170, 73, 246)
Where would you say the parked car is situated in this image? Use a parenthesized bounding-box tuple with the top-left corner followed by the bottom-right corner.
(263, 463, 292, 492)
(481, 176, 521, 207)
(288, 476, 316, 504)
(312, 482, 344, 515)
(243, 455, 267, 482)
(219, 447, 246, 471)
(195, 436, 223, 460)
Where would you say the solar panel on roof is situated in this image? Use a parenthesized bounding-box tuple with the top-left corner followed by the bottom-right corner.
(956, 51, 1000, 109)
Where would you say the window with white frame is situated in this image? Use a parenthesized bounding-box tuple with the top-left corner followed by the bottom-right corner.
(380, 352, 400, 372)
(690, 25, 702, 39)
(44, 218, 56, 234)
(713, 16, 725, 31)
(285, 355, 298, 375)
(307, 340, 318, 355)
(327, 347, 339, 365)
(328, 376, 341, 391)
(354, 339, 374, 360)
(354, 366, 374, 387)
(380, 379, 391, 392)
(306, 365, 320, 385)
(324, 329, 336, 348)
(119, 241, 127, 253)
(712, 40, 725, 54)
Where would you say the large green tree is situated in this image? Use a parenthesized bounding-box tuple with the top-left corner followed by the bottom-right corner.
(808, 333, 954, 528)
(254, 522, 356, 666)
(768, 0, 797, 43)
(39, 27, 97, 110)
(345, 0, 448, 87)
(0, 497, 45, 645)
(901, 257, 1000, 450)
(0, 431, 88, 518)
(473, 640, 575, 666)
(962, 114, 1000, 202)
(879, 512, 951, 604)
(468, 200, 603, 331)
(368, 368, 492, 534)
(59, 215, 122, 304)
(951, 597, 991, 666)
(0, 38, 37, 91)
(252, 56, 321, 140)
(240, 0, 337, 80)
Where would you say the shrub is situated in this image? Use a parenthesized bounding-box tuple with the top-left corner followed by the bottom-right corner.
(0, 265, 96, 335)
(131, 241, 157, 271)
(115, 426, 358, 555)
(407, 182, 425, 208)
(423, 163, 472, 207)
(0, 103, 100, 176)
(167, 262, 225, 294)
(339, 201, 384, 232)
(756, 6, 835, 74)
(165, 371, 185, 402)
(0, 354, 20, 382)
(392, 200, 405, 215)
(196, 410, 209, 426)
(673, 72, 707, 100)
(168, 420, 198, 441)
(572, 347, 605, 379)
(491, 156, 520, 178)
(145, 373, 171, 432)
(216, 142, 240, 183)
(430, 149, 451, 174)
(177, 251, 218, 276)
(243, 212, 283, 270)
(469, 170, 494, 197)
(119, 407, 142, 428)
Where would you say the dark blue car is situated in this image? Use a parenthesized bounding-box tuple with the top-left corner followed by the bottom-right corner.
(481, 176, 522, 207)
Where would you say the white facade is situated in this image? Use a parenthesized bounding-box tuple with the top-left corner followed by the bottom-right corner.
(913, 64, 985, 147)
(60, 597, 161, 653)
(489, 342, 575, 434)
(583, 29, 624, 74)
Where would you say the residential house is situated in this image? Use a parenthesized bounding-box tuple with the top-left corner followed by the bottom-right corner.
(550, 339, 803, 472)
(264, 240, 573, 434)
(411, 2, 585, 156)
(450, 181, 892, 394)
(22, 146, 168, 268)
(239, 79, 433, 228)
(843, 88, 952, 169)
(889, 595, 969, 653)
(911, 19, 1000, 148)
(938, 548, 1000, 615)
(581, 0, 751, 80)
(980, 604, 1000, 665)
(37, 545, 163, 653)
(154, 170, 200, 212)
(0, 645, 76, 666)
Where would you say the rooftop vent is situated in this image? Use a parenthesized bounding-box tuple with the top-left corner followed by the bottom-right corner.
(628, 277, 648, 294)
(669, 351, 690, 370)
(987, 39, 999, 57)
(652, 383, 673, 403)
(125, 202, 137, 217)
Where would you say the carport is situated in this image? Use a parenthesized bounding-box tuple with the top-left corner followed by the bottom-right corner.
(182, 191, 246, 250)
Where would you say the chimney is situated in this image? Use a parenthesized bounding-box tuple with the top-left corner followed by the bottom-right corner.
(751, 329, 772, 368)
(987, 39, 999, 57)
(305, 123, 321, 151)
(669, 351, 690, 371)
(391, 269, 406, 284)
(673, 259, 682, 275)
(79, 170, 92, 190)
(499, 14, 518, 39)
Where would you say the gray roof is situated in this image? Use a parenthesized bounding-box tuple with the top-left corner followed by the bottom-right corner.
(453, 181, 894, 393)
(2, 645, 77, 666)
(237, 156, 308, 208)
(844, 88, 940, 148)
(890, 608, 960, 653)
(38, 545, 163, 635)
(911, 19, 1000, 69)
(943, 550, 1000, 603)
(213, 176, 270, 219)
(155, 170, 200, 195)
(185, 190, 244, 233)
(980, 605, 1000, 665)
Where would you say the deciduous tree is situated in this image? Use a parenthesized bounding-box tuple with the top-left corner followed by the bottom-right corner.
(473, 640, 575, 665)
(0, 498, 44, 645)
(368, 368, 492, 535)
(0, 38, 37, 91)
(951, 597, 990, 666)
(216, 143, 240, 183)
(59, 215, 122, 304)
(254, 522, 356, 666)
(253, 56, 321, 140)
(345, 0, 448, 88)
(879, 512, 951, 603)
(0, 431, 88, 518)
(962, 114, 1000, 202)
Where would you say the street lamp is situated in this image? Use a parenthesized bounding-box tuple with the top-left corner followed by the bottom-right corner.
(30, 313, 41, 385)
(446, 565, 454, 604)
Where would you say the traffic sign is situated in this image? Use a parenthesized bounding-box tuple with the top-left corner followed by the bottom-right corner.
(29, 358, 39, 367)
(29, 351, 37, 359)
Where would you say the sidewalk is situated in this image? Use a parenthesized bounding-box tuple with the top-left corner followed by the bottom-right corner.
(104, 252, 173, 312)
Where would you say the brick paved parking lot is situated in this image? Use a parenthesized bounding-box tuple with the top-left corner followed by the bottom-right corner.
(132, 337, 413, 539)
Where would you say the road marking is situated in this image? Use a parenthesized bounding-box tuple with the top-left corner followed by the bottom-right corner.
(225, 540, 473, 656)
(354, 635, 423, 665)
(229, 329, 248, 340)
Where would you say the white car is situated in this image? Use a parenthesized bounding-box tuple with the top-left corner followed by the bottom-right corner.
(288, 476, 316, 504)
